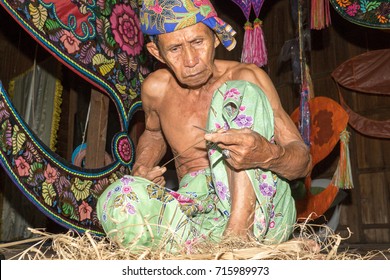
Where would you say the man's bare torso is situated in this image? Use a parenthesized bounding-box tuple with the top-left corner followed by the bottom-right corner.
(144, 59, 263, 180)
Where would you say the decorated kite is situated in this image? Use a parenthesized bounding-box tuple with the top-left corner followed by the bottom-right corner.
(330, 0, 390, 29)
(0, 0, 152, 235)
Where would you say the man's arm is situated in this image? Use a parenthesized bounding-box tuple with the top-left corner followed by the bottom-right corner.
(205, 66, 311, 181)
(131, 74, 168, 185)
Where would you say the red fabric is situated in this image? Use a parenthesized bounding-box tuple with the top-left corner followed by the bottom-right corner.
(332, 49, 390, 139)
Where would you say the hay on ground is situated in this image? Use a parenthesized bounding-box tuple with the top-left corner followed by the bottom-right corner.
(1, 223, 388, 260)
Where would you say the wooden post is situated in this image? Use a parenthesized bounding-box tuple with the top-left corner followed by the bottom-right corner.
(66, 88, 78, 162)
(85, 89, 109, 169)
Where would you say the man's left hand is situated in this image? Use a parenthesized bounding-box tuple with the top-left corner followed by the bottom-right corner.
(204, 128, 283, 170)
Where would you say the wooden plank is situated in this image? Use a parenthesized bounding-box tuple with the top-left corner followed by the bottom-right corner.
(356, 134, 385, 170)
(364, 229, 390, 243)
(360, 173, 388, 225)
(85, 89, 109, 169)
(66, 88, 78, 162)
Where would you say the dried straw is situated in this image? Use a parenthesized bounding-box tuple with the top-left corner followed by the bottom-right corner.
(1, 223, 388, 260)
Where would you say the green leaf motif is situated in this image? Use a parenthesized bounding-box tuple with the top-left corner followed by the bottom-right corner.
(366, 1, 381, 11)
(45, 19, 61, 31)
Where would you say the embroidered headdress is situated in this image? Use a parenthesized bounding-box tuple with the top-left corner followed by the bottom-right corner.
(140, 0, 237, 51)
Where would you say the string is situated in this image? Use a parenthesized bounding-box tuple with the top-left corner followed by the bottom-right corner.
(160, 138, 206, 168)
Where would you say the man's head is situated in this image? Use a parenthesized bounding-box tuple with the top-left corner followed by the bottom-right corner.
(147, 22, 219, 88)
(140, 0, 236, 88)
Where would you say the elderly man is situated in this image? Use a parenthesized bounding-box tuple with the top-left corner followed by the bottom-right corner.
(97, 0, 311, 250)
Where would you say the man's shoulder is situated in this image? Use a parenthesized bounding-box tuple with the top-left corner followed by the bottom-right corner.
(142, 68, 172, 95)
(217, 60, 266, 82)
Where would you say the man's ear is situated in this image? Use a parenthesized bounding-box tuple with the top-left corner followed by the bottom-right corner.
(214, 35, 221, 49)
(146, 42, 166, 64)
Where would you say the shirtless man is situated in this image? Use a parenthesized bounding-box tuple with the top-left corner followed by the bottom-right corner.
(97, 0, 311, 248)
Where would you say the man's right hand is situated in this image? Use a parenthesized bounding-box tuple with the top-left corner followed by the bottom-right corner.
(132, 165, 167, 187)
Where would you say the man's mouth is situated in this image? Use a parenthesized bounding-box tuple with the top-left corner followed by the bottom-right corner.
(184, 69, 206, 78)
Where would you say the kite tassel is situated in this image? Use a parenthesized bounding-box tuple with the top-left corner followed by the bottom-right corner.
(252, 18, 267, 67)
(241, 21, 254, 64)
(311, 0, 332, 30)
(332, 129, 354, 189)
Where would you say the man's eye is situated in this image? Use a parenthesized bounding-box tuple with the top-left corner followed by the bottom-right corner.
(193, 40, 203, 45)
(170, 46, 180, 52)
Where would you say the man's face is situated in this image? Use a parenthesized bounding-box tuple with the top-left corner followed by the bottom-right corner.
(148, 23, 219, 88)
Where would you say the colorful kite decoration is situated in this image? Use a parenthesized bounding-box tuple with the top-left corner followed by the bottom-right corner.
(0, 0, 153, 235)
(330, 0, 390, 29)
(231, 0, 268, 67)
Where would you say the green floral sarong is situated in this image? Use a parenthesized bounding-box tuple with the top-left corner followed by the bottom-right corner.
(97, 80, 296, 250)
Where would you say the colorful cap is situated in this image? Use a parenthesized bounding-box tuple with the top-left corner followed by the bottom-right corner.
(140, 0, 237, 51)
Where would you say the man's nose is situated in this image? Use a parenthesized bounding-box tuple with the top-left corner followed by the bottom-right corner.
(183, 46, 199, 67)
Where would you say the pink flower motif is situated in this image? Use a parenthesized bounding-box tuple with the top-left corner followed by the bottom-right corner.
(346, 3, 360, 16)
(122, 186, 133, 194)
(150, 3, 163, 13)
(194, 0, 207, 6)
(189, 170, 205, 177)
(60, 30, 81, 54)
(239, 106, 246, 111)
(259, 182, 275, 197)
(234, 114, 253, 127)
(269, 221, 275, 229)
(224, 88, 241, 100)
(216, 181, 228, 200)
(120, 175, 135, 185)
(79, 201, 92, 221)
(44, 163, 59, 184)
(110, 4, 143, 56)
(256, 215, 266, 228)
(126, 202, 136, 214)
(170, 191, 194, 204)
(15, 156, 30, 177)
(118, 137, 132, 162)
